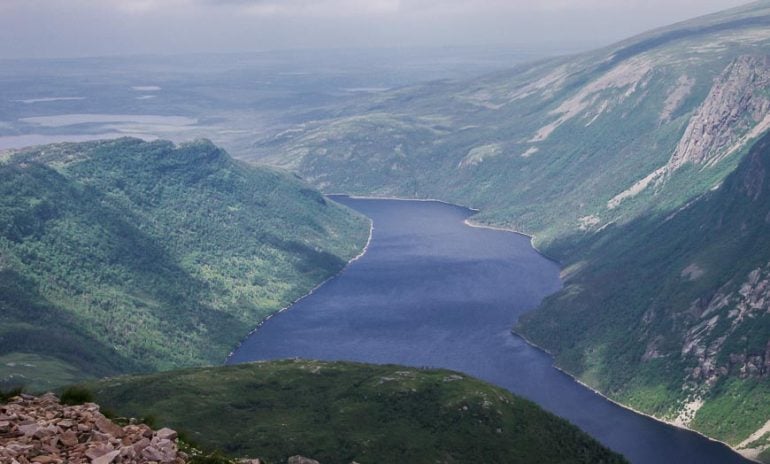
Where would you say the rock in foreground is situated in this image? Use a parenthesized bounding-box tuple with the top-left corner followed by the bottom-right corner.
(0, 393, 186, 464)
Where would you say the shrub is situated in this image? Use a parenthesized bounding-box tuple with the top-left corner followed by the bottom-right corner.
(60, 386, 94, 405)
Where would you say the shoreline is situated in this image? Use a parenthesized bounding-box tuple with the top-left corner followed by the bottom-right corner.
(326, 193, 481, 212)
(224, 217, 374, 363)
(462, 218, 563, 266)
(330, 193, 562, 264)
(513, 331, 759, 463)
(461, 207, 754, 461)
(226, 193, 757, 462)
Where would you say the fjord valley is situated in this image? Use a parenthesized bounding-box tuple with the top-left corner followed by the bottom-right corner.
(250, 1, 770, 460)
(0, 138, 626, 464)
(2, 0, 770, 463)
(0, 137, 369, 389)
(227, 196, 748, 464)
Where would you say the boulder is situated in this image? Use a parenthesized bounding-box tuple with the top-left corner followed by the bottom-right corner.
(156, 427, 178, 441)
(288, 456, 321, 464)
(91, 449, 121, 464)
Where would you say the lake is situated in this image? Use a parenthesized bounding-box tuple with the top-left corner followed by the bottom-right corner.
(228, 197, 749, 464)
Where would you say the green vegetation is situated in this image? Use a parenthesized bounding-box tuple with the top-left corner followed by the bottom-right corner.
(0, 387, 23, 403)
(0, 138, 369, 389)
(517, 131, 770, 449)
(59, 385, 95, 405)
(255, 3, 770, 248)
(251, 2, 770, 455)
(81, 359, 627, 464)
(691, 378, 770, 444)
(0, 353, 85, 392)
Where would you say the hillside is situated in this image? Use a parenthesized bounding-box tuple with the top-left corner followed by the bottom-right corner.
(518, 130, 770, 460)
(249, 1, 770, 459)
(0, 138, 370, 390)
(81, 359, 627, 464)
(254, 1, 770, 246)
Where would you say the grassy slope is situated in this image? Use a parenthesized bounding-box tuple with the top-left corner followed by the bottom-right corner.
(0, 138, 370, 390)
(250, 1, 770, 453)
(517, 131, 770, 449)
(254, 2, 770, 246)
(82, 359, 627, 464)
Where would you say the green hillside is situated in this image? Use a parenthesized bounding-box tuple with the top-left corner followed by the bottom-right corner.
(518, 130, 770, 459)
(81, 359, 627, 464)
(251, 1, 770, 458)
(254, 1, 770, 247)
(0, 138, 369, 390)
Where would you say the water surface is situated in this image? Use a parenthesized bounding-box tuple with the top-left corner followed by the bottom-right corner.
(229, 197, 749, 464)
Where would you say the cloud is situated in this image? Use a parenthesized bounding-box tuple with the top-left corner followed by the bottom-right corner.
(2, 0, 749, 17)
(0, 0, 753, 58)
(62, 0, 403, 17)
(234, 0, 402, 17)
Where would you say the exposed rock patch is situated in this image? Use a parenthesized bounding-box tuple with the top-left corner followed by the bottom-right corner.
(530, 56, 653, 142)
(457, 143, 502, 168)
(680, 263, 770, 389)
(673, 397, 704, 427)
(520, 146, 539, 158)
(287, 457, 320, 464)
(737, 419, 770, 459)
(660, 75, 696, 122)
(681, 264, 705, 281)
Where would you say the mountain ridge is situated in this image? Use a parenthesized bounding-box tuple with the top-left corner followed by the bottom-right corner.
(0, 137, 369, 390)
(518, 129, 770, 460)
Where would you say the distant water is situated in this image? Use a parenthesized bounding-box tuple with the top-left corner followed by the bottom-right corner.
(229, 197, 749, 464)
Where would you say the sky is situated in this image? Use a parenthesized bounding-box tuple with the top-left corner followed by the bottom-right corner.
(0, 0, 755, 59)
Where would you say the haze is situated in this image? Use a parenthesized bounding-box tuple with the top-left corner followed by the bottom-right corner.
(0, 0, 754, 58)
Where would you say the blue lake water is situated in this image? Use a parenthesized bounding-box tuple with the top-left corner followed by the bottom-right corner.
(229, 197, 749, 464)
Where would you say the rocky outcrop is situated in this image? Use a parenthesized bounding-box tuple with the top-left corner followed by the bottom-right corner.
(669, 55, 770, 170)
(0, 393, 186, 464)
(681, 262, 770, 387)
(287, 457, 320, 464)
(608, 55, 770, 209)
(0, 393, 325, 464)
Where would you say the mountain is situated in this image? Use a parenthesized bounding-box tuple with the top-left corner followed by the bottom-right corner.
(81, 359, 627, 464)
(249, 1, 770, 459)
(517, 129, 770, 461)
(0, 138, 370, 390)
(253, 1, 770, 246)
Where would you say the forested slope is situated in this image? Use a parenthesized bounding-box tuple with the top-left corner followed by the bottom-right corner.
(0, 138, 369, 389)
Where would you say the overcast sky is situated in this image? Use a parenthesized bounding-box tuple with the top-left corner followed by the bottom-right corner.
(0, 0, 755, 59)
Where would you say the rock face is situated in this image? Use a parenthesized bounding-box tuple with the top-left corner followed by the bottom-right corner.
(287, 456, 320, 464)
(669, 55, 770, 170)
(682, 261, 770, 387)
(608, 55, 770, 210)
(0, 393, 187, 464)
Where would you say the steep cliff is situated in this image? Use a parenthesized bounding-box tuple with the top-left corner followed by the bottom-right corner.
(609, 54, 770, 209)
(518, 131, 770, 460)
